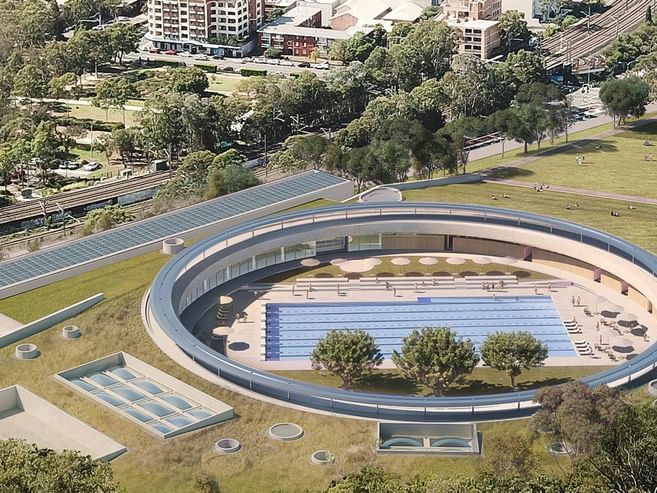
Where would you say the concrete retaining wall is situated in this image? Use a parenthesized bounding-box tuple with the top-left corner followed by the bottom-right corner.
(0, 293, 104, 348)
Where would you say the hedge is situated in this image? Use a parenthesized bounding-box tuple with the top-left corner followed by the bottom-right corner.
(240, 68, 267, 77)
(55, 116, 125, 132)
(194, 64, 218, 73)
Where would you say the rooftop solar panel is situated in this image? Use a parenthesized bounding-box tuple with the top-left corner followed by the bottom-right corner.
(0, 171, 348, 288)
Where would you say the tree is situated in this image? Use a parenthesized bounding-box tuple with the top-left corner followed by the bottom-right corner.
(600, 77, 650, 126)
(506, 103, 549, 152)
(0, 143, 15, 191)
(93, 77, 134, 123)
(109, 127, 140, 168)
(31, 121, 61, 183)
(392, 327, 479, 397)
(480, 331, 548, 391)
(532, 382, 627, 457)
(0, 439, 118, 492)
(106, 23, 141, 65)
(437, 54, 498, 120)
(498, 10, 531, 53)
(211, 149, 244, 169)
(139, 91, 187, 164)
(95, 133, 115, 165)
(11, 65, 48, 99)
(310, 330, 383, 389)
(498, 50, 547, 88)
(264, 47, 282, 59)
(585, 405, 657, 492)
(169, 67, 209, 95)
(157, 150, 216, 198)
(68, 29, 113, 77)
(206, 163, 258, 198)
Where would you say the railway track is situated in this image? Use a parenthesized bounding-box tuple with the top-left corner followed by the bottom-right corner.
(544, 0, 652, 70)
(0, 172, 169, 226)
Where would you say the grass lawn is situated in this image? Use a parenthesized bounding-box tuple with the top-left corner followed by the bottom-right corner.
(485, 122, 657, 199)
(274, 366, 610, 397)
(466, 113, 656, 174)
(207, 74, 246, 93)
(262, 258, 554, 284)
(55, 104, 139, 127)
(404, 182, 657, 255)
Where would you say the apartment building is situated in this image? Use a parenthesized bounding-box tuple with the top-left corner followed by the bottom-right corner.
(146, 0, 265, 56)
(441, 0, 501, 21)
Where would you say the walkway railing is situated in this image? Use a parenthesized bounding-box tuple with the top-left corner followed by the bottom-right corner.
(148, 203, 657, 421)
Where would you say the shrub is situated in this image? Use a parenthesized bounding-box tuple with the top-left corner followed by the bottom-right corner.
(240, 68, 267, 77)
(194, 64, 217, 73)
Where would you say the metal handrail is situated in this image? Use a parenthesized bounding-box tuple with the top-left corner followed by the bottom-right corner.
(148, 203, 657, 421)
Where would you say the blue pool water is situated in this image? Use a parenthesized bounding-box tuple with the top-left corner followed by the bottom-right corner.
(265, 296, 576, 360)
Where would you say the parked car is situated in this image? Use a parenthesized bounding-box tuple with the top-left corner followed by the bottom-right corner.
(163, 49, 177, 55)
(298, 62, 310, 68)
(149, 47, 161, 54)
(66, 161, 80, 170)
(194, 54, 209, 61)
(212, 54, 224, 60)
(58, 161, 68, 170)
(223, 66, 234, 72)
(179, 51, 192, 57)
(313, 63, 330, 70)
(82, 161, 101, 171)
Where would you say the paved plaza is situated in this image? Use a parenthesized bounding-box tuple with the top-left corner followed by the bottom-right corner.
(192, 253, 656, 371)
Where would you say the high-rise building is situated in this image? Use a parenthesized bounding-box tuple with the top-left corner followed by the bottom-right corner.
(146, 0, 265, 57)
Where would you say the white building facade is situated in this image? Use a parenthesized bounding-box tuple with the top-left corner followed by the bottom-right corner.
(147, 0, 264, 56)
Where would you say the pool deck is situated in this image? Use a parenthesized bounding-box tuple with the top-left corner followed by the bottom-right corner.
(196, 253, 656, 371)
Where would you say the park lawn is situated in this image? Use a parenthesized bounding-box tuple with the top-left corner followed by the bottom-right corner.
(274, 366, 612, 397)
(57, 103, 139, 127)
(486, 122, 657, 199)
(466, 113, 655, 174)
(263, 258, 554, 284)
(404, 182, 657, 255)
(207, 74, 247, 93)
(0, 248, 571, 493)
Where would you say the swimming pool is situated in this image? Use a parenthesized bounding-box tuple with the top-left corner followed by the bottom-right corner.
(265, 296, 576, 360)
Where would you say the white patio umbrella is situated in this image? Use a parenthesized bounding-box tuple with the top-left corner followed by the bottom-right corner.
(300, 258, 321, 268)
(365, 257, 383, 266)
(617, 312, 638, 327)
(391, 257, 411, 275)
(329, 258, 347, 266)
(419, 257, 438, 266)
(339, 260, 375, 273)
(446, 257, 466, 265)
(473, 256, 492, 265)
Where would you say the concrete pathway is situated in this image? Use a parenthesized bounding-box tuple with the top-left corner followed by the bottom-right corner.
(0, 313, 22, 336)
